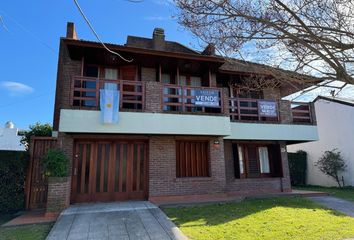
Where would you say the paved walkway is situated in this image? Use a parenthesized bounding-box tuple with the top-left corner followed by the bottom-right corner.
(308, 196, 354, 217)
(46, 201, 187, 240)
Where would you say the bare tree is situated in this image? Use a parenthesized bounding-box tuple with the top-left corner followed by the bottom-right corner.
(175, 0, 354, 85)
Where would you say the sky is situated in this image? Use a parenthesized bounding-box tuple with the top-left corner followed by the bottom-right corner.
(1, 0, 353, 130)
(0, 0, 197, 130)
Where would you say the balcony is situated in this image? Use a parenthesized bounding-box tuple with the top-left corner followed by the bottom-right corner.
(162, 84, 224, 114)
(229, 98, 314, 124)
(69, 76, 314, 125)
(71, 76, 144, 111)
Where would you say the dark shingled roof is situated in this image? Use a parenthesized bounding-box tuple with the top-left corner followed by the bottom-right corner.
(125, 36, 200, 55)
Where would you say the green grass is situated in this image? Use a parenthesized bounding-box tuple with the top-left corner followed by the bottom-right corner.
(0, 214, 52, 240)
(164, 197, 354, 240)
(295, 185, 354, 203)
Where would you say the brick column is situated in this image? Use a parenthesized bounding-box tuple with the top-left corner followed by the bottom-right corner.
(46, 177, 71, 215)
(145, 81, 163, 113)
(279, 100, 292, 123)
(45, 132, 74, 214)
(222, 87, 230, 116)
(280, 141, 291, 192)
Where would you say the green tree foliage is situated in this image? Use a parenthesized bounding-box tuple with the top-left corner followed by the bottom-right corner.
(42, 149, 69, 177)
(316, 149, 347, 187)
(21, 123, 52, 150)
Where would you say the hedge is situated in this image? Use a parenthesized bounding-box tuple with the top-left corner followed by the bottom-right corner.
(288, 150, 307, 186)
(0, 151, 29, 213)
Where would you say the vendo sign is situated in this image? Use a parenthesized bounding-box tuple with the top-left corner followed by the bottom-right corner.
(194, 89, 220, 107)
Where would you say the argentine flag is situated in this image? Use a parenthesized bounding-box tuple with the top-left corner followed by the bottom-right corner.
(100, 83, 120, 124)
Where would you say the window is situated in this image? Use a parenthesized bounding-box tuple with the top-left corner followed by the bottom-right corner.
(233, 144, 283, 178)
(259, 147, 270, 173)
(176, 141, 209, 178)
(104, 68, 118, 80)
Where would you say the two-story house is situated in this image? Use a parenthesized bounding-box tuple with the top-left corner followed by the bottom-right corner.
(47, 22, 318, 209)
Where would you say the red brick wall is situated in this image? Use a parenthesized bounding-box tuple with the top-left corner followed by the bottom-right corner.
(53, 40, 82, 131)
(46, 177, 71, 213)
(148, 136, 227, 197)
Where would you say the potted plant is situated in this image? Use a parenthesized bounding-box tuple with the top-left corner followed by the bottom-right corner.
(42, 149, 70, 213)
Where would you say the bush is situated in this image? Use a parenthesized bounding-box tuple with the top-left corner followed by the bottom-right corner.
(0, 151, 29, 213)
(288, 150, 307, 186)
(316, 149, 347, 187)
(42, 149, 69, 177)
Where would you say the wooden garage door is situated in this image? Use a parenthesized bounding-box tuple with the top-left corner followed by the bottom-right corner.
(71, 141, 148, 203)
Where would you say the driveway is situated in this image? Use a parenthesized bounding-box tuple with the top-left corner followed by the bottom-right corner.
(308, 196, 354, 217)
(46, 201, 187, 240)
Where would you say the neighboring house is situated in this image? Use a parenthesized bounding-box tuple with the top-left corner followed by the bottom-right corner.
(0, 121, 26, 151)
(28, 22, 319, 210)
(288, 96, 354, 187)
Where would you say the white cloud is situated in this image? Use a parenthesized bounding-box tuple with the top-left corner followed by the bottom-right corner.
(0, 81, 34, 96)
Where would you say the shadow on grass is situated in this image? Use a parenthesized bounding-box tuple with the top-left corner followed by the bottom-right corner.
(163, 196, 344, 227)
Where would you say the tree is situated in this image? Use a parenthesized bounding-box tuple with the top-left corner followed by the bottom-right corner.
(316, 149, 347, 187)
(175, 0, 354, 87)
(21, 123, 52, 151)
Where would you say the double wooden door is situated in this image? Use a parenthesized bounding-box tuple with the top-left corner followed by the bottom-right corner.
(71, 140, 148, 203)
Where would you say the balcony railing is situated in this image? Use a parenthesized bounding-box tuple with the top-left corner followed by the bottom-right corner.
(291, 102, 312, 123)
(71, 76, 144, 110)
(229, 98, 279, 122)
(162, 84, 224, 114)
(229, 98, 313, 124)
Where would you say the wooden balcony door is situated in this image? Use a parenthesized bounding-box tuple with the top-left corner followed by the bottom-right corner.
(71, 140, 148, 203)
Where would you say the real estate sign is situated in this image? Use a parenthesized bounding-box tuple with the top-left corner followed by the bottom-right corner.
(194, 89, 220, 107)
(258, 100, 278, 117)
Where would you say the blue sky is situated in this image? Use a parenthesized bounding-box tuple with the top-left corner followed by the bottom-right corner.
(0, 0, 197, 130)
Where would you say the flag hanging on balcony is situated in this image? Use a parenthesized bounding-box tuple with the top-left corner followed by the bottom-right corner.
(100, 83, 120, 124)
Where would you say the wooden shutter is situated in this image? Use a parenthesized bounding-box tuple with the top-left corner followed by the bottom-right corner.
(246, 145, 260, 178)
(176, 141, 209, 177)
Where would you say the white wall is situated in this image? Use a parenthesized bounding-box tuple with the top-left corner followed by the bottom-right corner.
(288, 99, 354, 187)
(0, 128, 26, 151)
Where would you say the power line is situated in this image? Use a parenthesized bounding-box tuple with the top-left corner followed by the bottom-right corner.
(73, 0, 133, 63)
(0, 91, 55, 109)
(0, 9, 57, 54)
(0, 15, 9, 32)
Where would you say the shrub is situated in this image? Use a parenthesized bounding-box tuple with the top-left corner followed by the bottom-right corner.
(0, 151, 29, 213)
(316, 149, 347, 187)
(42, 149, 69, 177)
(288, 150, 307, 186)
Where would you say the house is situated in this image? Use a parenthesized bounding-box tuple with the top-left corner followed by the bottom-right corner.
(0, 121, 26, 151)
(288, 96, 354, 187)
(27, 22, 319, 211)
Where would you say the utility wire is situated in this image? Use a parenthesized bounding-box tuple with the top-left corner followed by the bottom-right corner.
(73, 0, 133, 62)
(0, 15, 9, 32)
(0, 9, 57, 54)
(0, 91, 55, 109)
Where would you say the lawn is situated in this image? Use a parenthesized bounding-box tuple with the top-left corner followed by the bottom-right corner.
(0, 214, 52, 240)
(294, 185, 354, 203)
(164, 197, 354, 240)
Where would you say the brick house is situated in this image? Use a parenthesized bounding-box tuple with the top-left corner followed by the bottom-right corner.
(45, 22, 318, 210)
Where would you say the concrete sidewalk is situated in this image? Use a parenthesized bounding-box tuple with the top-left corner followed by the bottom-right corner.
(46, 201, 187, 240)
(308, 196, 354, 217)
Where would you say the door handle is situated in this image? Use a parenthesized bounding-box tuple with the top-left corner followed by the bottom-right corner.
(74, 168, 77, 176)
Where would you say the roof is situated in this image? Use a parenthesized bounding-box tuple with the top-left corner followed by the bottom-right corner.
(314, 96, 354, 107)
(125, 36, 199, 55)
(63, 38, 224, 63)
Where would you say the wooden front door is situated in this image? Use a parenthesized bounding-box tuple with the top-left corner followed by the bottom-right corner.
(71, 140, 148, 203)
